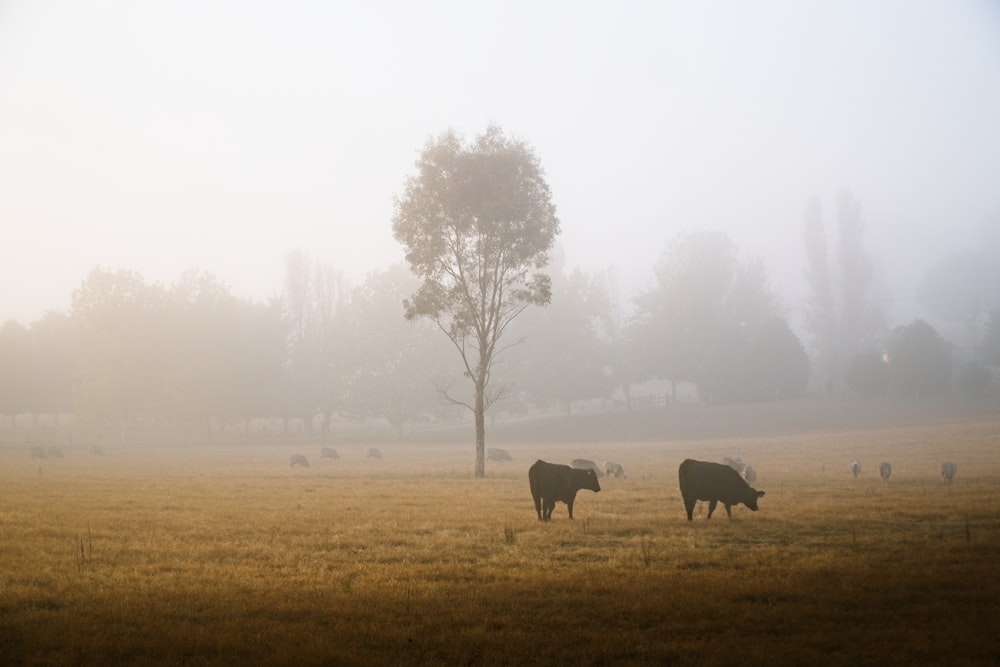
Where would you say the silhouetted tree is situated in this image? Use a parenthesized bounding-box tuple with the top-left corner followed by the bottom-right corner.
(280, 250, 348, 435)
(27, 311, 74, 422)
(801, 191, 885, 390)
(802, 197, 839, 389)
(632, 231, 784, 402)
(503, 253, 615, 412)
(885, 319, 951, 397)
(342, 265, 455, 437)
(392, 126, 559, 477)
(71, 268, 166, 441)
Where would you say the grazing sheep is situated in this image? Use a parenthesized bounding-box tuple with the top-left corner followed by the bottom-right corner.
(879, 462, 892, 482)
(850, 458, 862, 479)
(603, 461, 627, 479)
(320, 447, 339, 460)
(722, 456, 745, 474)
(487, 447, 513, 462)
(289, 454, 310, 468)
(743, 465, 756, 483)
(366, 447, 383, 460)
(940, 461, 957, 483)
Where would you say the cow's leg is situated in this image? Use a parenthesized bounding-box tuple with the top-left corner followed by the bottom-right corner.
(684, 496, 696, 521)
(567, 499, 574, 520)
(543, 499, 554, 522)
(724, 503, 733, 518)
(533, 496, 543, 521)
(707, 499, 718, 519)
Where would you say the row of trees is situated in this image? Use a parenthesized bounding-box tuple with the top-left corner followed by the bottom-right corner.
(6, 228, 984, 443)
(3, 127, 995, 460)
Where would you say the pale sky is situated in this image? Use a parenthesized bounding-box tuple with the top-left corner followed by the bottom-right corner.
(2, 1, 999, 327)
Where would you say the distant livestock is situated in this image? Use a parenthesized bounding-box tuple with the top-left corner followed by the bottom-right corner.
(571, 458, 605, 478)
(603, 461, 627, 479)
(879, 462, 892, 482)
(320, 447, 339, 460)
(850, 458, 862, 479)
(487, 447, 513, 462)
(742, 465, 756, 483)
(91, 445, 105, 456)
(940, 461, 957, 483)
(722, 456, 745, 474)
(366, 447, 383, 460)
(678, 459, 765, 521)
(529, 459, 601, 522)
(289, 454, 310, 468)
(47, 446, 64, 458)
(30, 446, 47, 460)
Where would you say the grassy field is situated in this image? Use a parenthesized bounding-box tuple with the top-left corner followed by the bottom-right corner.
(2, 403, 1000, 665)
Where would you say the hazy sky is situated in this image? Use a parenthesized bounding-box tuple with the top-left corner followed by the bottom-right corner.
(2, 1, 999, 326)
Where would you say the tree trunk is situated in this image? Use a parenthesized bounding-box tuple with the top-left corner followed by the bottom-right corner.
(474, 374, 486, 478)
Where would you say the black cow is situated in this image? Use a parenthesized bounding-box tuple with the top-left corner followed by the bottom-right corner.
(529, 459, 601, 522)
(678, 459, 765, 521)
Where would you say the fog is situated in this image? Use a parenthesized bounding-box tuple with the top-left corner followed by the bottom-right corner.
(2, 0, 999, 329)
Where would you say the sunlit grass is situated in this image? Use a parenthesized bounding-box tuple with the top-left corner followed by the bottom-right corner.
(1, 418, 999, 665)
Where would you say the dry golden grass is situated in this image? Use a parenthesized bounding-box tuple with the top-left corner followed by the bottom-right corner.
(2, 410, 1000, 665)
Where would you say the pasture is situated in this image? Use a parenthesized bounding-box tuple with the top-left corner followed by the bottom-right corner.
(2, 406, 1000, 665)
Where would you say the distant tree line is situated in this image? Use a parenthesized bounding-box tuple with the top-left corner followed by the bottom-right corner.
(2, 215, 995, 442)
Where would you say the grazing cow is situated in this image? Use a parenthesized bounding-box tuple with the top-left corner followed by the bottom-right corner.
(30, 446, 47, 460)
(879, 462, 892, 482)
(850, 458, 862, 479)
(603, 461, 627, 479)
(47, 446, 64, 458)
(722, 456, 745, 474)
(487, 447, 513, 462)
(743, 465, 757, 483)
(571, 458, 605, 478)
(529, 459, 601, 521)
(678, 459, 765, 521)
(366, 447, 383, 460)
(320, 447, 339, 460)
(289, 454, 310, 468)
(940, 461, 957, 483)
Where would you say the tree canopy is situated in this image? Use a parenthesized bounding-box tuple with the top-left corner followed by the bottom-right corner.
(392, 125, 559, 476)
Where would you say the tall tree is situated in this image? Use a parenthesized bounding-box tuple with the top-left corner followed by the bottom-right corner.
(802, 197, 839, 390)
(802, 190, 883, 392)
(502, 253, 615, 413)
(392, 126, 559, 477)
(280, 250, 348, 435)
(631, 231, 782, 402)
(342, 265, 455, 437)
(836, 189, 877, 356)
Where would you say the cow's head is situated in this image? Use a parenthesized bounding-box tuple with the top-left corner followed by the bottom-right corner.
(580, 469, 601, 493)
(744, 488, 765, 511)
